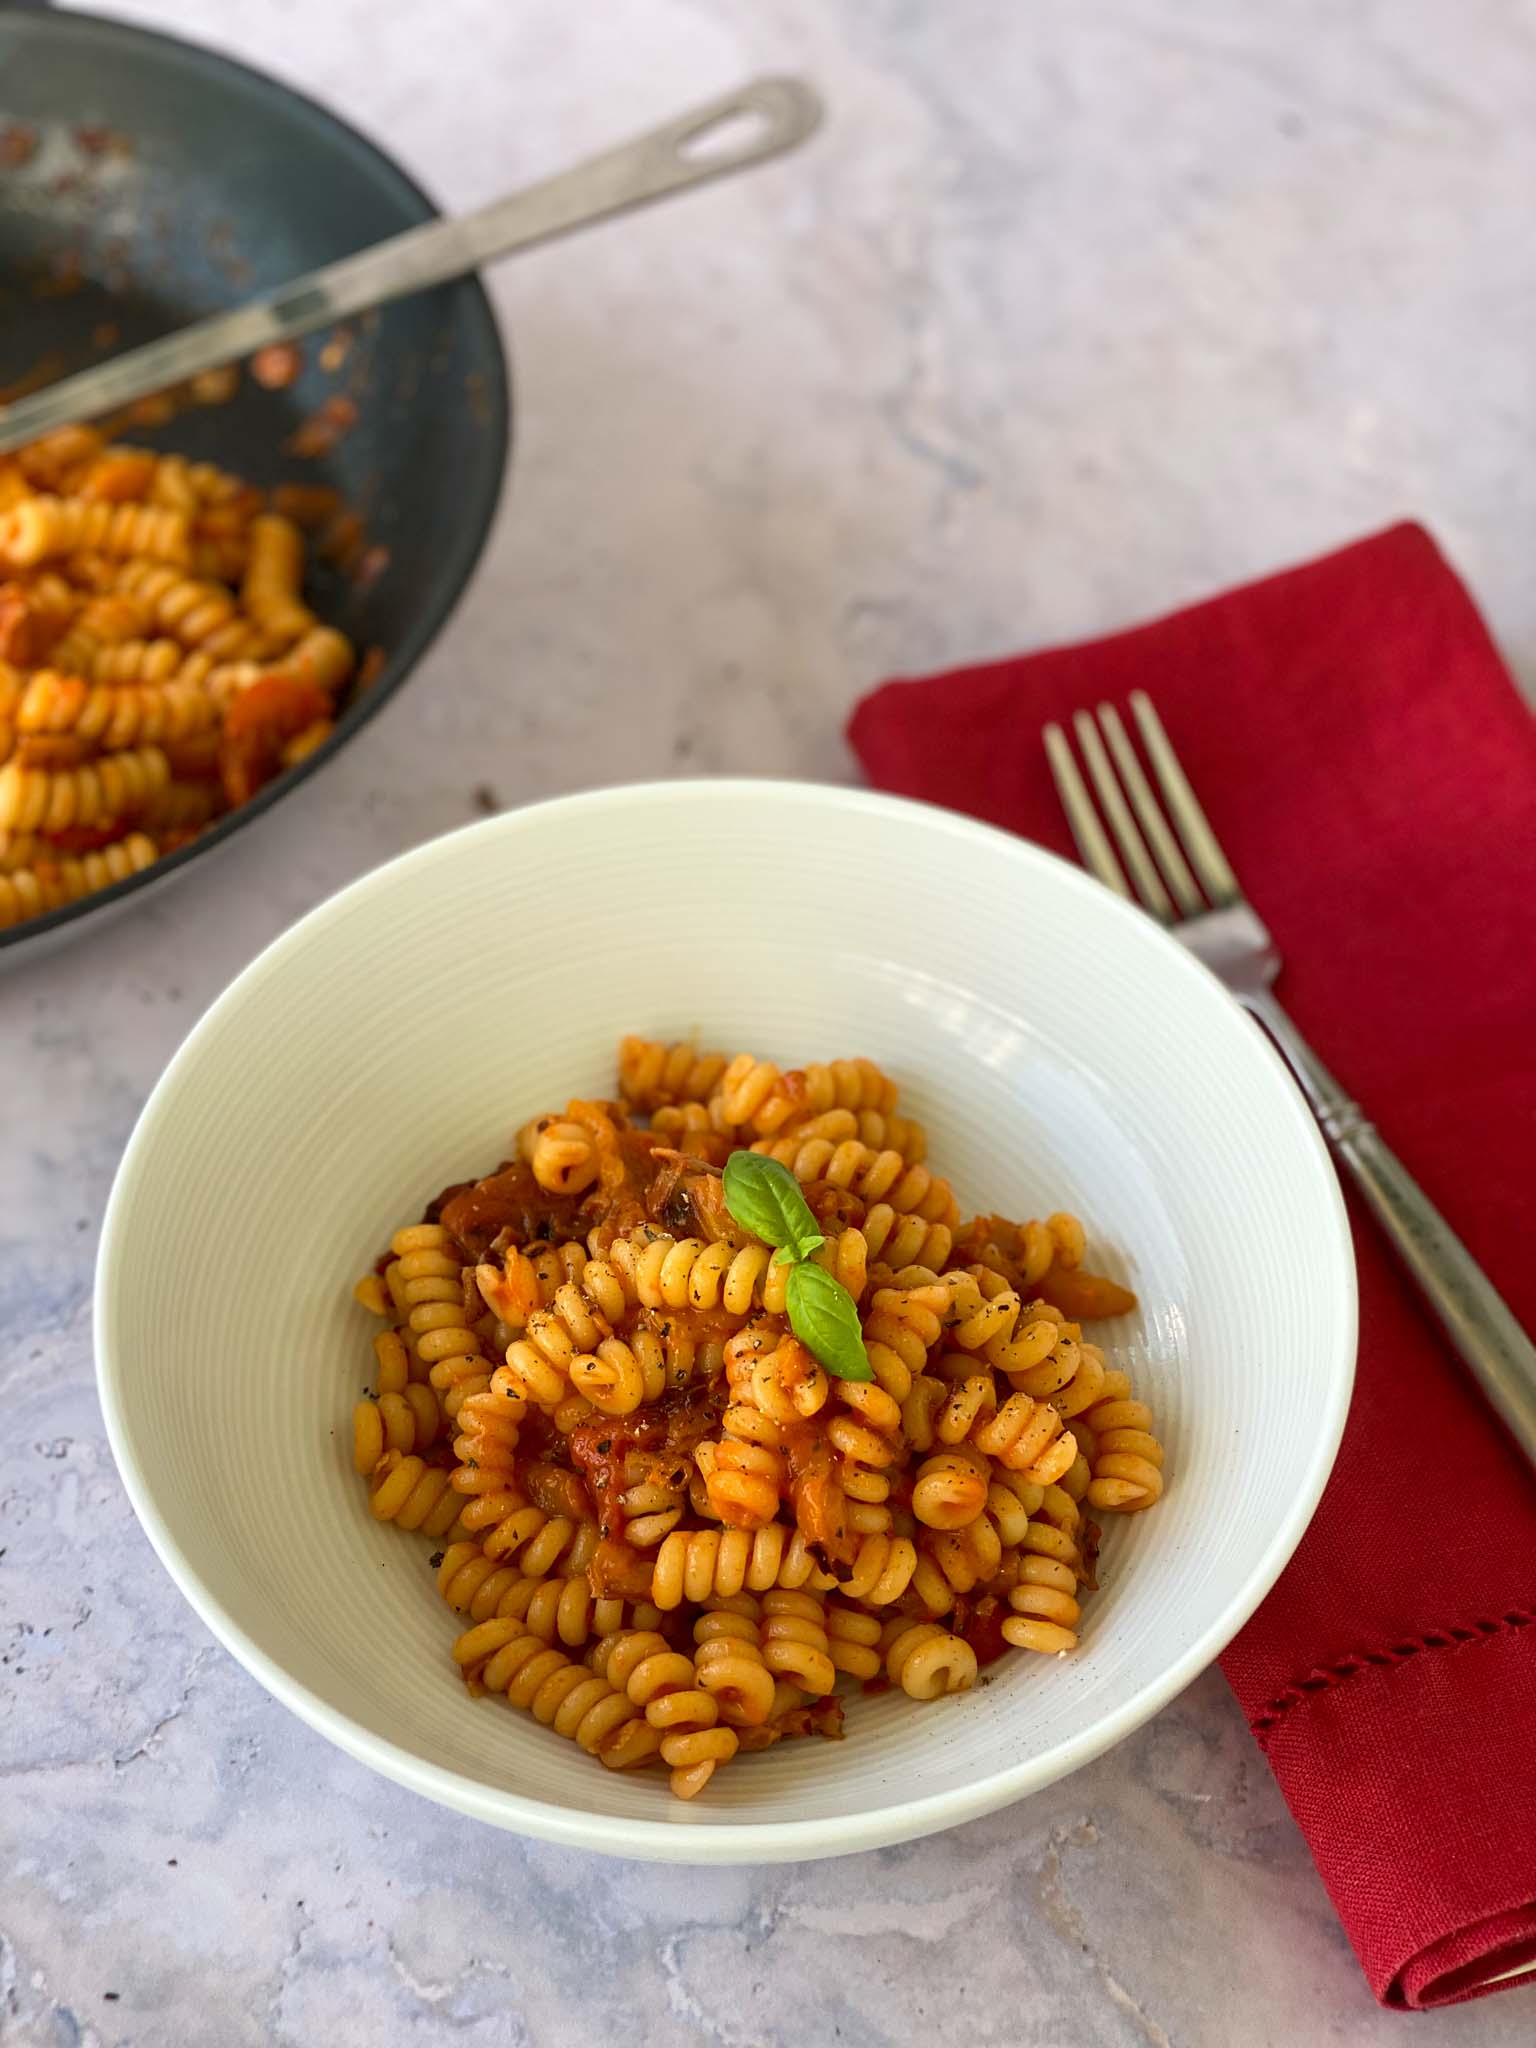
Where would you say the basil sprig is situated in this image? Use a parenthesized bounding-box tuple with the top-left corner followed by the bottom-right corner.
(722, 1152, 872, 1381)
(785, 1260, 873, 1382)
(722, 1152, 825, 1264)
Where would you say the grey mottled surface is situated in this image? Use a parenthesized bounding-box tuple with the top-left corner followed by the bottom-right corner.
(5, 2, 1534, 2042)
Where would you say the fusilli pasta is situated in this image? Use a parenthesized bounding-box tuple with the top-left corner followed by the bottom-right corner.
(343, 1036, 1166, 1796)
(0, 426, 358, 933)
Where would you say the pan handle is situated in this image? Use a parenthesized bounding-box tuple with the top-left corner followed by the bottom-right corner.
(297, 76, 824, 299)
(0, 76, 823, 452)
(461, 75, 824, 261)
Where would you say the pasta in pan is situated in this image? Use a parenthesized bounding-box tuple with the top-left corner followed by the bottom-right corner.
(348, 1036, 1165, 1798)
(0, 426, 357, 931)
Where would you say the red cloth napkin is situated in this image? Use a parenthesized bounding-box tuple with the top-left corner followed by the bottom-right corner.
(849, 523, 1536, 2011)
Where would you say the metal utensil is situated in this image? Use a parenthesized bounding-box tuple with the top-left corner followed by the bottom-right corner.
(0, 74, 822, 454)
(1045, 691, 1536, 1468)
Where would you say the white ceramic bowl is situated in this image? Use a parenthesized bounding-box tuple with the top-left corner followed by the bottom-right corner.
(96, 780, 1355, 1862)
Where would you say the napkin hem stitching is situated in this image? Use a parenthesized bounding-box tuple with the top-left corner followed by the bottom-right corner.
(1246, 1609, 1534, 1746)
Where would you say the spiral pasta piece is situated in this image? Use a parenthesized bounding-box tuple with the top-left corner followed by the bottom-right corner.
(610, 1457, 687, 1548)
(824, 1603, 883, 1680)
(113, 558, 255, 655)
(862, 1282, 948, 1388)
(617, 1035, 730, 1112)
(0, 825, 43, 875)
(454, 1619, 661, 1768)
(1018, 1212, 1087, 1288)
(352, 1329, 441, 1470)
(0, 830, 158, 928)
(916, 1507, 1005, 1605)
(691, 1609, 776, 1726)
(1076, 1378, 1165, 1511)
(946, 1269, 1075, 1384)
(611, 1226, 867, 1320)
(881, 1620, 978, 1700)
(358, 1385, 442, 1464)
(367, 1452, 462, 1538)
(384, 1223, 493, 1416)
(474, 1504, 601, 1577)
(982, 1473, 1037, 1547)
(596, 1628, 739, 1797)
(967, 1388, 1078, 1485)
(646, 1099, 728, 1158)
(927, 1349, 1078, 1485)
(495, 1277, 628, 1407)
(694, 1437, 784, 1528)
(568, 1331, 669, 1416)
(435, 1540, 529, 1621)
(84, 637, 187, 686)
(17, 672, 215, 753)
(848, 1108, 926, 1161)
(825, 1396, 900, 1513)
(911, 1449, 990, 1530)
(475, 1240, 618, 1334)
(13, 426, 105, 490)
(651, 1524, 835, 1609)
(704, 1052, 783, 1132)
(706, 1054, 900, 1139)
(0, 494, 190, 568)
(760, 1587, 836, 1695)
(505, 1571, 660, 1647)
(44, 607, 135, 685)
(517, 1115, 601, 1196)
(0, 744, 169, 833)
(241, 513, 316, 644)
(751, 1134, 958, 1227)
(1023, 1335, 1110, 1417)
(755, 1102, 924, 1164)
(437, 1548, 659, 1647)
(77, 449, 159, 502)
(859, 1203, 953, 1276)
(829, 1531, 919, 1606)
(450, 1372, 527, 1499)
(1002, 1554, 1083, 1654)
(283, 623, 355, 693)
(721, 1329, 829, 1449)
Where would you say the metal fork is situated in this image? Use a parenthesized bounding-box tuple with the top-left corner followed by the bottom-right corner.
(1045, 692, 1536, 1468)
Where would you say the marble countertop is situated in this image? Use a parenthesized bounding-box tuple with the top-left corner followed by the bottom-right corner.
(5, 2, 1533, 2042)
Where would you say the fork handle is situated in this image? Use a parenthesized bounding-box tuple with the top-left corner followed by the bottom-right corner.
(1243, 990, 1536, 1467)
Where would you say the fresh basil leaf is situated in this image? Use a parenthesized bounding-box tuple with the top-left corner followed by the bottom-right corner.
(786, 1259, 873, 1381)
(723, 1151, 825, 1262)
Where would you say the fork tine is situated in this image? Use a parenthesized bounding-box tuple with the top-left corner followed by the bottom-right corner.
(1129, 692, 1242, 907)
(1071, 710, 1174, 920)
(1097, 703, 1204, 917)
(1043, 722, 1130, 899)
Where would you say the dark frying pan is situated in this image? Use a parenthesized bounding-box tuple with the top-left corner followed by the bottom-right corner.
(0, 3, 510, 963)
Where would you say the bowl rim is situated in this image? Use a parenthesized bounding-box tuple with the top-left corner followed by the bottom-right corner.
(95, 778, 1358, 1862)
(0, 4, 512, 959)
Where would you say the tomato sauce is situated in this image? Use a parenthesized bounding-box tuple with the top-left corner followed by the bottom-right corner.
(957, 1594, 1011, 1670)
